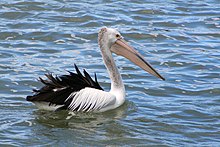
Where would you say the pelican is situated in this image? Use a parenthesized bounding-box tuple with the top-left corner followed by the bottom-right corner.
(26, 27, 165, 112)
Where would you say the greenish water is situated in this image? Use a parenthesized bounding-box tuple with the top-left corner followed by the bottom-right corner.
(0, 0, 220, 146)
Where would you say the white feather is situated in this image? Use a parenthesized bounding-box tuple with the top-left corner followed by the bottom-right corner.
(67, 87, 116, 112)
(33, 102, 64, 111)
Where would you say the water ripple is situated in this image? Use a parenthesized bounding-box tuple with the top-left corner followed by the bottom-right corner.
(0, 0, 220, 146)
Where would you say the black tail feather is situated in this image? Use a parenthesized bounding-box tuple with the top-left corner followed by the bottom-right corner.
(26, 64, 103, 105)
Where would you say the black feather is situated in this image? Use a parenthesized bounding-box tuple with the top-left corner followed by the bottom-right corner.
(26, 65, 103, 106)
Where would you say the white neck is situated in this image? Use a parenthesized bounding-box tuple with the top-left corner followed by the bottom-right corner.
(100, 44, 125, 106)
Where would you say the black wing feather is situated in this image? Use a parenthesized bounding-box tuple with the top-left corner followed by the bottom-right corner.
(26, 65, 103, 105)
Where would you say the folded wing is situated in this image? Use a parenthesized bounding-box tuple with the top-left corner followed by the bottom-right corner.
(26, 64, 110, 112)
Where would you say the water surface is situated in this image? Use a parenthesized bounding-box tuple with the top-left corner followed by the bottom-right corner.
(0, 0, 220, 146)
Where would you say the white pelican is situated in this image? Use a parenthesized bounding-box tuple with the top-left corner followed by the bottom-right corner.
(27, 27, 165, 112)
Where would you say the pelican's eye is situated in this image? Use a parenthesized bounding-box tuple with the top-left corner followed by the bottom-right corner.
(116, 34, 120, 38)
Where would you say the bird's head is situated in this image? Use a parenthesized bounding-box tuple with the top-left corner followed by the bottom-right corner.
(98, 27, 165, 81)
(98, 27, 122, 48)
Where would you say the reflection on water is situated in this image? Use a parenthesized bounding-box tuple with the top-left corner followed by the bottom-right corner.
(34, 101, 134, 128)
(0, 0, 220, 146)
(31, 101, 137, 146)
